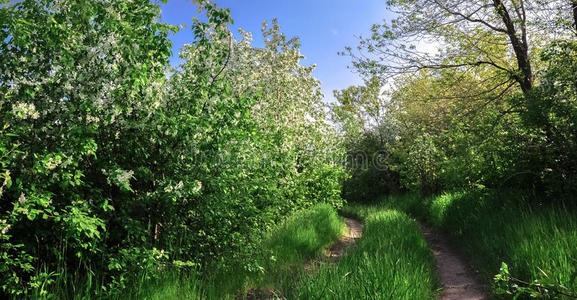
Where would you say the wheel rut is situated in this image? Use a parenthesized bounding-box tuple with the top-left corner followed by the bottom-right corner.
(419, 222, 487, 300)
(324, 217, 363, 260)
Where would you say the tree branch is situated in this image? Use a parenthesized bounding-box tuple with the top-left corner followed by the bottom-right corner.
(433, 0, 508, 33)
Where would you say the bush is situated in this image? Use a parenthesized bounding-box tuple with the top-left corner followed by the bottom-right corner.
(0, 1, 345, 297)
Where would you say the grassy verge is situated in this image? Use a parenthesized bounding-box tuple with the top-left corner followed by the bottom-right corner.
(263, 203, 346, 268)
(378, 191, 577, 298)
(251, 203, 346, 292)
(163, 203, 346, 298)
(29, 269, 212, 300)
(117, 271, 209, 300)
(32, 204, 346, 299)
(285, 207, 438, 299)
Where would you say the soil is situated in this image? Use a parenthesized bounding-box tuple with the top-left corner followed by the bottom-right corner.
(324, 217, 364, 260)
(419, 222, 487, 300)
(303, 217, 363, 272)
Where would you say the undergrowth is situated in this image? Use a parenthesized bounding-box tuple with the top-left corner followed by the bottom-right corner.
(34, 203, 346, 299)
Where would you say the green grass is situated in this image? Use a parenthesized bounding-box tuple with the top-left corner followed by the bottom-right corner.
(250, 203, 346, 292)
(28, 269, 211, 300)
(263, 203, 346, 268)
(60, 193, 573, 299)
(120, 271, 209, 300)
(32, 203, 346, 299)
(379, 190, 577, 298)
(163, 203, 346, 298)
(38, 191, 576, 299)
(285, 207, 438, 299)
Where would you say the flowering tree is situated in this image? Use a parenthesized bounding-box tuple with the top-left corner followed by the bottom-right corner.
(0, 0, 345, 296)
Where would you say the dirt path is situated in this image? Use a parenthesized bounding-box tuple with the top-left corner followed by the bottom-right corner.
(324, 217, 363, 259)
(419, 223, 487, 300)
(249, 216, 486, 299)
(304, 217, 363, 271)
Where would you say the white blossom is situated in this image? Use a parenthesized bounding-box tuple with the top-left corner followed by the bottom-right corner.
(192, 180, 202, 193)
(0, 219, 11, 235)
(18, 193, 27, 204)
(12, 102, 39, 120)
(45, 156, 62, 170)
(115, 170, 134, 186)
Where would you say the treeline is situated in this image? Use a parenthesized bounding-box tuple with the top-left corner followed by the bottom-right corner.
(0, 1, 344, 297)
(332, 2, 577, 296)
(334, 0, 577, 203)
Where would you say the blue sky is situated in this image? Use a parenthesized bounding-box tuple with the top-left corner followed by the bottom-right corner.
(160, 0, 391, 103)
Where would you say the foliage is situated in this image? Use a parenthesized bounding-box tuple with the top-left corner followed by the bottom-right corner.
(330, 77, 400, 202)
(495, 262, 577, 299)
(339, 28, 577, 204)
(0, 1, 345, 297)
(344, 0, 575, 94)
(332, 0, 577, 203)
(1, 0, 176, 295)
(332, 1, 577, 298)
(515, 40, 577, 198)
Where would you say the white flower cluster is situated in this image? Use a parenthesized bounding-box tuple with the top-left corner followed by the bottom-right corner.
(0, 219, 10, 235)
(0, 170, 10, 197)
(164, 180, 184, 195)
(86, 115, 100, 124)
(192, 180, 202, 194)
(18, 193, 27, 204)
(115, 170, 134, 187)
(44, 156, 63, 170)
(102, 168, 134, 191)
(12, 102, 39, 120)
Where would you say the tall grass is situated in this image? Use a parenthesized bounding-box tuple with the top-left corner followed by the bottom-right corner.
(286, 208, 438, 299)
(32, 203, 346, 299)
(263, 203, 346, 267)
(30, 269, 210, 300)
(119, 271, 209, 300)
(380, 190, 577, 297)
(252, 203, 346, 293)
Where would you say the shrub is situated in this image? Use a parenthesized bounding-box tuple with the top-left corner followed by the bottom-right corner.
(0, 1, 345, 297)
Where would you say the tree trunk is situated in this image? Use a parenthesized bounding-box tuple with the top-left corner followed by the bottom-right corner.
(492, 0, 533, 93)
(573, 0, 577, 35)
